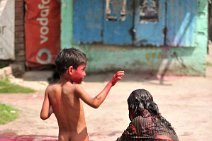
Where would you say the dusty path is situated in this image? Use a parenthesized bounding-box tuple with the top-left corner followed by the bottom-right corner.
(0, 65, 212, 141)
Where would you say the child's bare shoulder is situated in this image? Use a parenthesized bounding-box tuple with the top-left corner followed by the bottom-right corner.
(46, 83, 61, 93)
(58, 82, 81, 95)
(73, 84, 84, 90)
(72, 84, 86, 96)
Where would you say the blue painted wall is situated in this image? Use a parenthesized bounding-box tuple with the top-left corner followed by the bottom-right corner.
(73, 0, 104, 44)
(72, 0, 197, 47)
(61, 0, 208, 76)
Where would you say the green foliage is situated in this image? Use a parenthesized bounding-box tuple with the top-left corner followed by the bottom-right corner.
(0, 103, 18, 125)
(0, 79, 35, 93)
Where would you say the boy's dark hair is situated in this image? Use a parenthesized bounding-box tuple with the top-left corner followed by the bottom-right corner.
(55, 48, 87, 76)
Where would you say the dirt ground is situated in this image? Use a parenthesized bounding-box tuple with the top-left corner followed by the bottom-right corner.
(0, 57, 212, 141)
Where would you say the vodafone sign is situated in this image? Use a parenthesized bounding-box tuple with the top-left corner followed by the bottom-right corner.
(25, 0, 60, 67)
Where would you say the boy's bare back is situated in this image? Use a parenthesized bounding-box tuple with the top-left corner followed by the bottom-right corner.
(46, 81, 89, 141)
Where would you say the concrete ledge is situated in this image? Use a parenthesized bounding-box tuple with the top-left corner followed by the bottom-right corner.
(0, 66, 13, 79)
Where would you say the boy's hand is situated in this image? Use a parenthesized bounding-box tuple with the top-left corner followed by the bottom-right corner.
(111, 71, 125, 86)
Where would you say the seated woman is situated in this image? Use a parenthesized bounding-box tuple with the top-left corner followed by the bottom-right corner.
(117, 89, 179, 141)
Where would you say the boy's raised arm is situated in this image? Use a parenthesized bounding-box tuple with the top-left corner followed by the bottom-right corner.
(75, 71, 124, 108)
(110, 71, 125, 86)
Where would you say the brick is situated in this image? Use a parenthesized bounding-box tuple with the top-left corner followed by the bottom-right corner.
(15, 56, 25, 62)
(15, 20, 24, 26)
(15, 50, 25, 56)
(15, 14, 24, 19)
(15, 43, 25, 50)
(15, 38, 24, 44)
(15, 7, 24, 13)
(15, 32, 24, 37)
(15, 45, 24, 50)
(15, 0, 24, 5)
(15, 25, 24, 32)
(15, 0, 24, 3)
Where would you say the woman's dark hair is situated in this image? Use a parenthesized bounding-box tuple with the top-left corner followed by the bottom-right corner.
(55, 48, 87, 76)
(127, 89, 157, 116)
(127, 89, 176, 134)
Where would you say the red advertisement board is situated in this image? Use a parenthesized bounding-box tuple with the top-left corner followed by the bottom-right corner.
(25, 0, 60, 68)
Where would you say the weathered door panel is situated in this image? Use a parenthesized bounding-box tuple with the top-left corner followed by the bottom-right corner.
(103, 0, 133, 45)
(166, 0, 196, 47)
(134, 0, 165, 47)
(73, 0, 104, 44)
(72, 0, 197, 47)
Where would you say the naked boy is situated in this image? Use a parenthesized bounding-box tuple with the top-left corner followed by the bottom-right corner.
(40, 48, 124, 141)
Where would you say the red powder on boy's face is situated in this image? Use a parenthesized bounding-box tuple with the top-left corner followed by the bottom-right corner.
(72, 64, 87, 84)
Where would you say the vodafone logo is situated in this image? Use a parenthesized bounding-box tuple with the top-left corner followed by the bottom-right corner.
(36, 48, 51, 64)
